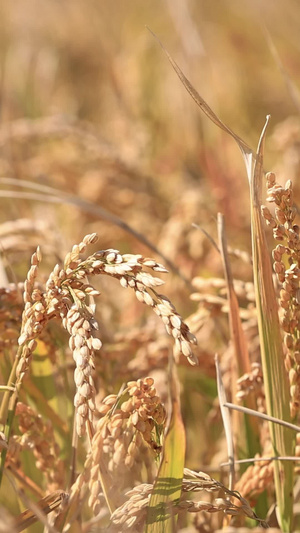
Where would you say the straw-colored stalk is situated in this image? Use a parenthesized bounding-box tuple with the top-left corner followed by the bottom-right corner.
(249, 117, 294, 532)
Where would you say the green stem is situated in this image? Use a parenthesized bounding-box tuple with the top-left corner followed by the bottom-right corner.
(0, 349, 21, 426)
(0, 345, 26, 487)
(0, 388, 19, 486)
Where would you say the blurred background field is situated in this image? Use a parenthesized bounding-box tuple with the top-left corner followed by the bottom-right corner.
(1, 0, 300, 260)
(1, 1, 300, 530)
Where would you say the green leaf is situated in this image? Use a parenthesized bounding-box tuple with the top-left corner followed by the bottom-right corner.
(145, 359, 185, 532)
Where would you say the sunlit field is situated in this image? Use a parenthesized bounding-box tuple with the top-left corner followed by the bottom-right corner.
(1, 2, 300, 532)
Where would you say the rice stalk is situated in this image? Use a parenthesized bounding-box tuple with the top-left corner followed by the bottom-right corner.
(217, 214, 261, 465)
(215, 353, 235, 492)
(249, 116, 294, 531)
(13, 490, 67, 532)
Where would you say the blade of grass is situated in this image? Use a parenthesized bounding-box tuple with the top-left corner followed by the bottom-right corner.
(263, 24, 300, 115)
(217, 214, 261, 459)
(0, 346, 24, 487)
(148, 28, 254, 177)
(145, 355, 185, 532)
(217, 214, 251, 377)
(221, 456, 300, 466)
(215, 354, 235, 490)
(250, 115, 294, 532)
(0, 177, 191, 288)
(13, 488, 66, 532)
(224, 402, 300, 433)
(218, 211, 266, 516)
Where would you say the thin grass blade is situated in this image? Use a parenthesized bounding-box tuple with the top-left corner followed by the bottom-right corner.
(217, 213, 261, 461)
(148, 28, 254, 176)
(145, 357, 185, 532)
(250, 116, 294, 532)
(215, 354, 235, 489)
(263, 24, 300, 115)
(0, 177, 190, 287)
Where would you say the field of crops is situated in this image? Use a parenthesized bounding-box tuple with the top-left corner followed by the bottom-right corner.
(1, 2, 300, 531)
